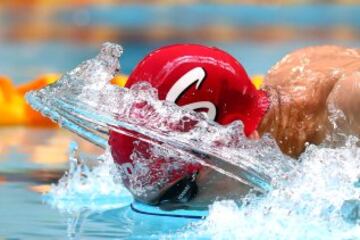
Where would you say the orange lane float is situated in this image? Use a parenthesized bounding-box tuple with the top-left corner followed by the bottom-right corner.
(0, 74, 60, 127)
(0, 74, 262, 127)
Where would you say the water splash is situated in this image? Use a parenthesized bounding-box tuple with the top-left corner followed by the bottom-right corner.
(26, 42, 295, 194)
(44, 140, 132, 240)
(45, 141, 132, 213)
(45, 42, 123, 100)
(26, 42, 360, 239)
(161, 137, 360, 239)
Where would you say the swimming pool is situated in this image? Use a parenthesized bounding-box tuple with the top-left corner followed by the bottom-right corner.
(2, 4, 360, 239)
(3, 40, 360, 238)
(2, 127, 360, 239)
(0, 128, 200, 239)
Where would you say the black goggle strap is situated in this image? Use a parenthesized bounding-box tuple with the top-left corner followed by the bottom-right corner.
(158, 171, 199, 204)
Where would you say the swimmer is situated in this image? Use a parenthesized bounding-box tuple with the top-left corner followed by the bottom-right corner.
(258, 45, 360, 156)
(109, 44, 360, 209)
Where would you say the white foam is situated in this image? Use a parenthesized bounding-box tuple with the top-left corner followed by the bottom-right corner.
(162, 137, 360, 239)
(45, 141, 132, 213)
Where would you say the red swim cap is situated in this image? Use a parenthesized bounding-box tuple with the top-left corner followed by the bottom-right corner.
(109, 44, 269, 204)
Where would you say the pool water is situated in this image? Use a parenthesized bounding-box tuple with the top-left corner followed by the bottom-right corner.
(2, 127, 360, 239)
(0, 128, 198, 239)
(3, 42, 360, 239)
(2, 4, 360, 238)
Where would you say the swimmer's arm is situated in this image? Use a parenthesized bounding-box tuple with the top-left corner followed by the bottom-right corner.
(327, 72, 360, 135)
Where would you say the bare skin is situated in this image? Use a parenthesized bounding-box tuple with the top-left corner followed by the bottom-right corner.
(257, 45, 360, 157)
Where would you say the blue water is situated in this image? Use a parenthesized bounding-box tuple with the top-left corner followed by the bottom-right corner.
(1, 4, 360, 84)
(0, 182, 194, 239)
(0, 128, 197, 239)
(2, 40, 360, 85)
(3, 130, 360, 239)
(2, 4, 360, 239)
(58, 5, 360, 28)
(2, 41, 360, 239)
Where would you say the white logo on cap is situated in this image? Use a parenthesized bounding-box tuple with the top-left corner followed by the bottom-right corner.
(165, 67, 217, 120)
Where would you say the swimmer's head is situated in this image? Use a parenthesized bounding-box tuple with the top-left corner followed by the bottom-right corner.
(109, 44, 270, 205)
